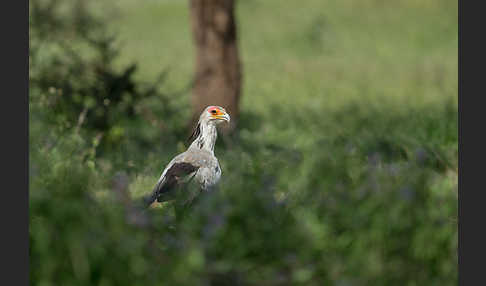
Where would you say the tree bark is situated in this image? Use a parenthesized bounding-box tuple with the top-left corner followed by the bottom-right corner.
(189, 0, 242, 133)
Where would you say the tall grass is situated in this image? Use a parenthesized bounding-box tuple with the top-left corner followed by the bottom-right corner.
(30, 0, 457, 285)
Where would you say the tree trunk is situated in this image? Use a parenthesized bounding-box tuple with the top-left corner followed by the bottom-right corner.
(189, 0, 242, 133)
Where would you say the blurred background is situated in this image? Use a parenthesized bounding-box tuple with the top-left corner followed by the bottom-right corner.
(29, 0, 458, 285)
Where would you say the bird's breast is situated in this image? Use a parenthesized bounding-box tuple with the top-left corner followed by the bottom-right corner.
(195, 161, 221, 190)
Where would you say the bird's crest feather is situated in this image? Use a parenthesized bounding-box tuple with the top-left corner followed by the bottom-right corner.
(188, 122, 201, 143)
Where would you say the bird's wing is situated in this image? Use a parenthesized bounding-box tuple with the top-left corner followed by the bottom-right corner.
(155, 162, 199, 198)
(142, 159, 199, 207)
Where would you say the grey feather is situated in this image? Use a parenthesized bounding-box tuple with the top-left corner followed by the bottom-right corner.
(142, 106, 229, 208)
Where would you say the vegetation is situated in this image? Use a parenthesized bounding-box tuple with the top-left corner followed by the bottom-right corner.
(29, 0, 457, 285)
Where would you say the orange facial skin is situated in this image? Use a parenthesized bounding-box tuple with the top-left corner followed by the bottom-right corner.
(208, 106, 225, 116)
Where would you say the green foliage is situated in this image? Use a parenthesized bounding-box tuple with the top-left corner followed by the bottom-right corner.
(29, 0, 457, 285)
(30, 0, 180, 157)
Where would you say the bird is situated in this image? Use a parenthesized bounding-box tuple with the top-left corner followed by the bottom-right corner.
(142, 105, 230, 208)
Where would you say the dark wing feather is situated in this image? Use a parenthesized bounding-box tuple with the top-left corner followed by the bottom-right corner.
(142, 162, 199, 207)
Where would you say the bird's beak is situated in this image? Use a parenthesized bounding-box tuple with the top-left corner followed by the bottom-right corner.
(221, 113, 230, 123)
(212, 111, 230, 122)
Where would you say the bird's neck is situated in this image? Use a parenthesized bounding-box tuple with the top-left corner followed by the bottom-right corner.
(189, 122, 217, 154)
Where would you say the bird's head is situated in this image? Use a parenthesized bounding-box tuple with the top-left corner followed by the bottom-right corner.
(188, 106, 230, 147)
(200, 106, 230, 125)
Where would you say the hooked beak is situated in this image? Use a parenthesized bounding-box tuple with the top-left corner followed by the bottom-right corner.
(213, 113, 230, 122)
(221, 113, 230, 122)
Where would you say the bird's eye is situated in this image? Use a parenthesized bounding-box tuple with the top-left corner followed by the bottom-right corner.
(210, 109, 217, 114)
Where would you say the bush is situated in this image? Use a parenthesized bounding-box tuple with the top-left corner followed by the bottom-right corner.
(30, 0, 181, 157)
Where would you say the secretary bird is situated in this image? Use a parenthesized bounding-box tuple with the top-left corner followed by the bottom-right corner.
(142, 106, 230, 208)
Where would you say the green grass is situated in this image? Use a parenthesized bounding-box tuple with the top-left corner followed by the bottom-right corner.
(102, 0, 457, 193)
(30, 0, 458, 285)
(106, 0, 457, 109)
